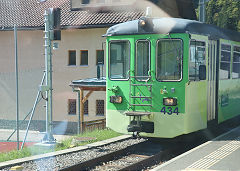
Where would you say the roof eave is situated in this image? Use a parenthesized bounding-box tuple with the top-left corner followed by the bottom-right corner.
(0, 23, 114, 31)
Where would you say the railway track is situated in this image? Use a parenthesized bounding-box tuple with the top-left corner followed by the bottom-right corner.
(61, 123, 238, 171)
(2, 121, 239, 171)
(0, 136, 145, 171)
(60, 140, 191, 171)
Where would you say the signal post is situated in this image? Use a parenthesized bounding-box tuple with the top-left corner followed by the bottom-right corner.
(40, 8, 61, 144)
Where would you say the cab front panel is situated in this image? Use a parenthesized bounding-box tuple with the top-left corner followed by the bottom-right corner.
(106, 33, 207, 138)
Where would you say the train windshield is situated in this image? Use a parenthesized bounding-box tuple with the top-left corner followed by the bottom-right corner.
(156, 39, 182, 81)
(109, 41, 130, 79)
(135, 40, 150, 80)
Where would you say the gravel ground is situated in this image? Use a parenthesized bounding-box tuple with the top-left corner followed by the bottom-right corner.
(1, 138, 146, 171)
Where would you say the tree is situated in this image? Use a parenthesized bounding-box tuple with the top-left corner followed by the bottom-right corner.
(205, 0, 240, 32)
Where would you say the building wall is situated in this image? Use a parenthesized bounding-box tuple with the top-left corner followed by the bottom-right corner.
(53, 28, 107, 122)
(0, 30, 45, 122)
(0, 27, 107, 129)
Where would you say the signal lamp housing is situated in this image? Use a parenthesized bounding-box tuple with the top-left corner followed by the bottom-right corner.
(163, 98, 177, 106)
(110, 96, 122, 104)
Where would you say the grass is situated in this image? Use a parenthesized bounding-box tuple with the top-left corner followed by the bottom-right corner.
(0, 148, 31, 163)
(55, 129, 121, 150)
(0, 129, 122, 163)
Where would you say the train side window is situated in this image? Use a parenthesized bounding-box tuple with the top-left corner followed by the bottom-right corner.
(220, 44, 231, 79)
(189, 41, 206, 81)
(232, 46, 240, 79)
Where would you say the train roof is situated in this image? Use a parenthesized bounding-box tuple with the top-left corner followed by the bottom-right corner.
(104, 17, 240, 42)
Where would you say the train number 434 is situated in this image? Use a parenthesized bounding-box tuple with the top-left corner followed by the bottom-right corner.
(160, 107, 179, 115)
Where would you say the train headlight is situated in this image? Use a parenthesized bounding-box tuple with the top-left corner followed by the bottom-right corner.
(163, 98, 177, 106)
(110, 96, 122, 104)
(139, 19, 146, 27)
(138, 17, 153, 32)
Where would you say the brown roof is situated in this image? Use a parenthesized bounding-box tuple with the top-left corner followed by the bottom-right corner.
(0, 0, 144, 30)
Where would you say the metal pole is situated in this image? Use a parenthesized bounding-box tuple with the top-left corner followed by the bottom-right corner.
(78, 91, 80, 134)
(199, 0, 206, 22)
(21, 72, 46, 149)
(7, 97, 42, 141)
(14, 25, 19, 150)
(43, 9, 54, 143)
(49, 28, 53, 138)
(80, 89, 84, 133)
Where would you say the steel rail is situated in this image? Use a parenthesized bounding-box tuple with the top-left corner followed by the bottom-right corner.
(60, 140, 197, 171)
(59, 141, 180, 171)
(119, 145, 184, 171)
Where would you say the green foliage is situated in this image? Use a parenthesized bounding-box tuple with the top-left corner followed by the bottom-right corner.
(0, 148, 31, 162)
(206, 0, 240, 31)
(0, 129, 121, 162)
(238, 21, 240, 31)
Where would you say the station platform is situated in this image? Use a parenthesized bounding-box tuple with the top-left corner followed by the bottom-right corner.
(152, 126, 240, 171)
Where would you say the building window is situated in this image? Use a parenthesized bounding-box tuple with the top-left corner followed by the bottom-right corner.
(81, 0, 90, 4)
(68, 99, 76, 115)
(84, 100, 88, 115)
(112, 0, 121, 2)
(68, 50, 76, 65)
(96, 0, 105, 3)
(96, 100, 104, 116)
(80, 50, 88, 65)
(220, 44, 231, 79)
(96, 50, 104, 65)
(232, 46, 240, 79)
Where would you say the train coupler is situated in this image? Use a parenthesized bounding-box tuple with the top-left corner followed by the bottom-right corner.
(125, 111, 154, 134)
(127, 120, 154, 134)
(127, 123, 142, 132)
(132, 131, 140, 139)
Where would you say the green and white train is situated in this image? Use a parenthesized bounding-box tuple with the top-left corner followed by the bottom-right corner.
(104, 17, 240, 138)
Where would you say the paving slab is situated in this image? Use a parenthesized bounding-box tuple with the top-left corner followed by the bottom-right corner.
(152, 126, 240, 171)
(0, 129, 71, 142)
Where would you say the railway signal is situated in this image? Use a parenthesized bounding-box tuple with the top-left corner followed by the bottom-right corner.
(40, 8, 61, 144)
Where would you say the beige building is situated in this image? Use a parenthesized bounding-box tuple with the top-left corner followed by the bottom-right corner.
(0, 0, 196, 134)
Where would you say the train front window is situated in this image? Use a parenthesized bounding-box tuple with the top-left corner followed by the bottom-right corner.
(135, 40, 150, 81)
(109, 41, 130, 79)
(156, 39, 182, 81)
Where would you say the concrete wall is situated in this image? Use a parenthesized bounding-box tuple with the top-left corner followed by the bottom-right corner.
(0, 27, 107, 131)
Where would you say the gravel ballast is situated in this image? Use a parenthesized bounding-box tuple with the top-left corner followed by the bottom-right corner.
(0, 137, 145, 171)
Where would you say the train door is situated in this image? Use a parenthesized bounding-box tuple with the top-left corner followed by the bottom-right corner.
(129, 40, 152, 111)
(207, 40, 217, 123)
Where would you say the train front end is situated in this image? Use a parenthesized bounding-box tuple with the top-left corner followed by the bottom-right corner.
(105, 17, 207, 138)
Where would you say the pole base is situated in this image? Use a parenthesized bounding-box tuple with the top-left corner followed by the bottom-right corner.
(41, 132, 56, 144)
